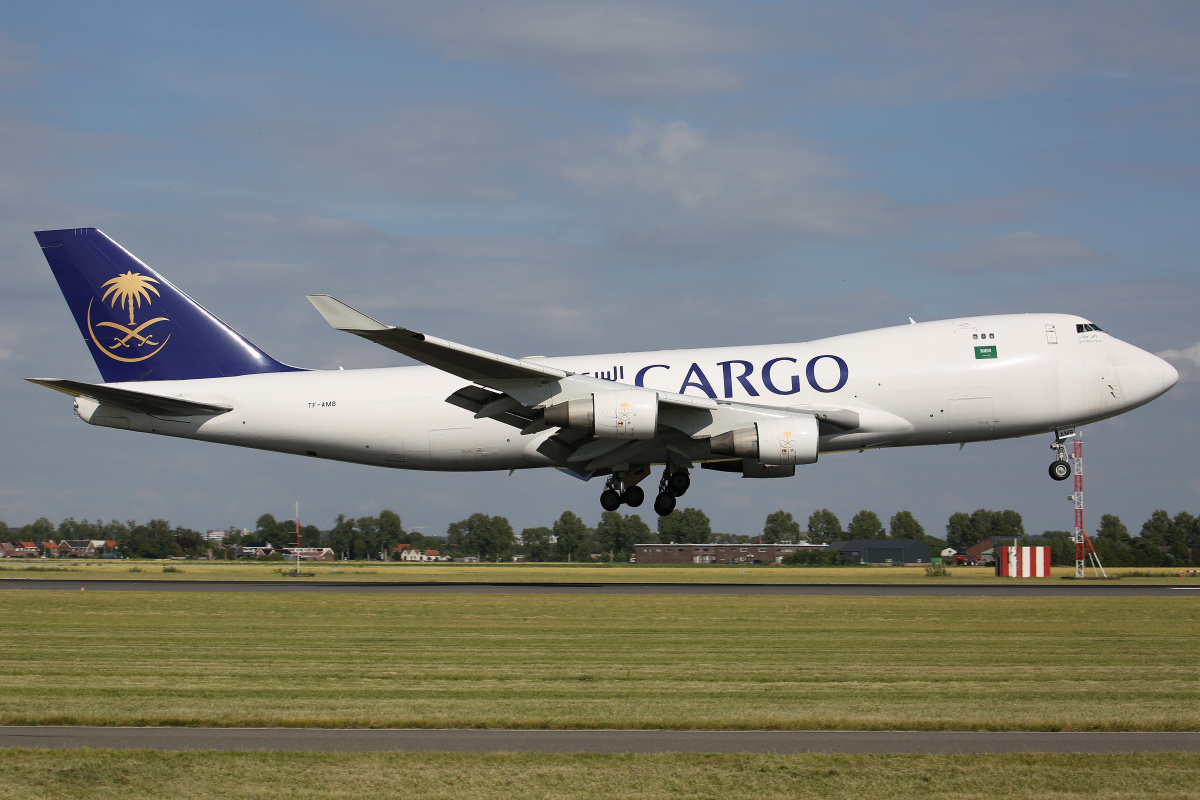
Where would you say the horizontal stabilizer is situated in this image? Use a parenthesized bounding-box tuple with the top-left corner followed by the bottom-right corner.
(27, 378, 232, 417)
(306, 294, 572, 384)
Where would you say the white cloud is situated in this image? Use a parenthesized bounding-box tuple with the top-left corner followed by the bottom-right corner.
(1157, 342, 1200, 382)
(559, 119, 897, 259)
(231, 110, 897, 264)
(316, 0, 755, 98)
(922, 232, 1103, 273)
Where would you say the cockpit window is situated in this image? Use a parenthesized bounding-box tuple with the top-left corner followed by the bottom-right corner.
(1076, 323, 1104, 333)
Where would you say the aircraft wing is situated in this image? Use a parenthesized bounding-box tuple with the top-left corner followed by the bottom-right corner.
(306, 294, 572, 383)
(306, 296, 900, 473)
(307, 294, 719, 409)
(27, 378, 233, 417)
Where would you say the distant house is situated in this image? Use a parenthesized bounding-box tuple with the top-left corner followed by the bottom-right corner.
(278, 547, 336, 562)
(392, 544, 412, 556)
(1, 542, 39, 558)
(56, 540, 116, 558)
(399, 548, 449, 562)
(236, 544, 276, 558)
(633, 542, 827, 564)
(965, 538, 1012, 566)
(827, 539, 931, 565)
(58, 540, 101, 558)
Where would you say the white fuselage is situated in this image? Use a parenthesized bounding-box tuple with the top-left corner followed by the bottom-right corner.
(71, 314, 1176, 472)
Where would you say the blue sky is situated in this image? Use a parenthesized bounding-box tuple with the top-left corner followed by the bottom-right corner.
(2, 1, 1197, 539)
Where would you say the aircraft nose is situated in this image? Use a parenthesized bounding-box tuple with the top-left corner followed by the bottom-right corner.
(1163, 357, 1179, 392)
(1109, 340, 1178, 407)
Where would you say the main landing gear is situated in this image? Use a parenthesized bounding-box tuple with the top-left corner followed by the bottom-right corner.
(652, 467, 690, 517)
(599, 468, 650, 512)
(600, 484, 644, 512)
(599, 466, 690, 516)
(1049, 434, 1073, 481)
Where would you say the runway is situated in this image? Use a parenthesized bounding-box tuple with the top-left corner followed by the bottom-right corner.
(2, 727, 1197, 754)
(0, 577, 1195, 596)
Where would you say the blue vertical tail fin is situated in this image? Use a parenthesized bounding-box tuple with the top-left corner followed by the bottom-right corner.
(35, 228, 303, 382)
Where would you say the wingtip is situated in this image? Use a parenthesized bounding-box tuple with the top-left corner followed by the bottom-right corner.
(305, 294, 390, 332)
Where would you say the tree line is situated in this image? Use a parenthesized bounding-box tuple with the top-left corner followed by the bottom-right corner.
(1045, 511, 1200, 568)
(0, 511, 446, 561)
(2, 506, 1196, 567)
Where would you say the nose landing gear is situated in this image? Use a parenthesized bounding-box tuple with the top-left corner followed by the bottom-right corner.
(1049, 432, 1073, 481)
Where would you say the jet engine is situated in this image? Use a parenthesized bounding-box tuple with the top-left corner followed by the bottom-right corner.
(543, 388, 659, 439)
(708, 415, 819, 466)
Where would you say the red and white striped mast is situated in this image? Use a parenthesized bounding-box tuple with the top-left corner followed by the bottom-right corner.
(1070, 438, 1107, 579)
(295, 501, 302, 576)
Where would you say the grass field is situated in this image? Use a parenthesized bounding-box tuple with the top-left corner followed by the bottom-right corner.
(1, 751, 1198, 800)
(0, 590, 1195, 731)
(0, 560, 1194, 584)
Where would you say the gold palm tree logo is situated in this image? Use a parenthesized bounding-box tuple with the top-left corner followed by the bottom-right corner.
(101, 271, 161, 325)
(86, 271, 172, 363)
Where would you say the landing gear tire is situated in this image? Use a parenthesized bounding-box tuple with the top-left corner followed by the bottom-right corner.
(600, 489, 622, 511)
(653, 491, 677, 516)
(1049, 460, 1071, 481)
(622, 485, 645, 508)
(667, 471, 690, 497)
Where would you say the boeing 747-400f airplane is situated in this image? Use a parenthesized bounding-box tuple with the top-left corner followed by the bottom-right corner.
(29, 228, 1179, 516)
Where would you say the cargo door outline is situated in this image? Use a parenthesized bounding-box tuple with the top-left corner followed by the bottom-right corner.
(428, 427, 478, 466)
(948, 397, 994, 435)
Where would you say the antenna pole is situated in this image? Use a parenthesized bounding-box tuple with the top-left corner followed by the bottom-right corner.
(1071, 439, 1108, 579)
(295, 501, 301, 576)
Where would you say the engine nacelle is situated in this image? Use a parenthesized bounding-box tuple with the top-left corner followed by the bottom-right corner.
(701, 459, 796, 478)
(543, 388, 659, 440)
(708, 414, 819, 466)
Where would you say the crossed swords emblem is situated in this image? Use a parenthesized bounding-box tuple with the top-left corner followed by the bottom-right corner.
(85, 271, 172, 363)
(94, 316, 170, 349)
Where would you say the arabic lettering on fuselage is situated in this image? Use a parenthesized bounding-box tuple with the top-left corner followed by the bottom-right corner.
(581, 355, 849, 398)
